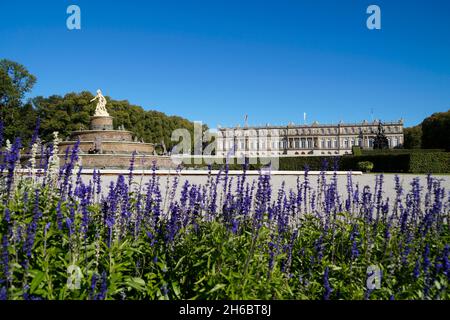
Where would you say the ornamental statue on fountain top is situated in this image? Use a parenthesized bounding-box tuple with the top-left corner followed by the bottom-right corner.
(90, 89, 109, 117)
(373, 121, 390, 150)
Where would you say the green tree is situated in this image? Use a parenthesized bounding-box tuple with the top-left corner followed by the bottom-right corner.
(421, 109, 450, 151)
(32, 92, 203, 151)
(0, 59, 37, 141)
(403, 125, 422, 149)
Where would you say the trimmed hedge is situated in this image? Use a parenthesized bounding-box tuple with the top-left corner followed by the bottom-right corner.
(361, 148, 445, 155)
(341, 154, 411, 173)
(409, 152, 450, 173)
(278, 154, 411, 173)
(181, 152, 450, 173)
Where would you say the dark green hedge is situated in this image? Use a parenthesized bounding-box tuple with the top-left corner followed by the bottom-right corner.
(361, 148, 445, 155)
(409, 152, 450, 173)
(278, 155, 410, 173)
(341, 154, 411, 173)
(181, 152, 450, 173)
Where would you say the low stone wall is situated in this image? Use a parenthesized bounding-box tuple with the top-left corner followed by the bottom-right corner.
(69, 130, 133, 142)
(64, 154, 176, 169)
(59, 141, 154, 154)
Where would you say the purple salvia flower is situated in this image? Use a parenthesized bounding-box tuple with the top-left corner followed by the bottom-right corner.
(56, 201, 63, 230)
(65, 217, 74, 237)
(413, 260, 420, 279)
(2, 233, 10, 285)
(422, 243, 431, 297)
(22, 189, 42, 269)
(128, 151, 136, 187)
(95, 271, 108, 300)
(323, 266, 332, 300)
(0, 286, 6, 300)
(5, 138, 22, 198)
(60, 139, 80, 199)
(350, 224, 360, 260)
(90, 273, 98, 300)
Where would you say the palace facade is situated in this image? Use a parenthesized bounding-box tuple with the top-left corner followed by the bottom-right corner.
(216, 120, 404, 157)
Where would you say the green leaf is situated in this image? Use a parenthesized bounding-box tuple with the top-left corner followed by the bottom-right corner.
(434, 280, 441, 290)
(208, 284, 226, 294)
(30, 270, 45, 293)
(174, 255, 187, 271)
(126, 277, 146, 291)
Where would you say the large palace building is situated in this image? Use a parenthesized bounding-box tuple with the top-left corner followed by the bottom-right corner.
(216, 119, 404, 157)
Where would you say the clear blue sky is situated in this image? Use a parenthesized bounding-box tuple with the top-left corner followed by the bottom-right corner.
(1, 0, 449, 128)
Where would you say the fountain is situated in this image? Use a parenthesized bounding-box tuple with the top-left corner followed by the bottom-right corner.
(58, 89, 175, 169)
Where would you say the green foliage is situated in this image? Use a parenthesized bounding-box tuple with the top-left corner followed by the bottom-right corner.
(1, 185, 448, 300)
(0, 153, 449, 300)
(0, 59, 36, 105)
(409, 152, 450, 173)
(279, 156, 335, 171)
(240, 153, 449, 173)
(0, 59, 200, 149)
(32, 92, 200, 150)
(352, 146, 362, 156)
(421, 109, 450, 151)
(0, 59, 37, 143)
(357, 161, 374, 173)
(361, 148, 445, 155)
(403, 125, 422, 149)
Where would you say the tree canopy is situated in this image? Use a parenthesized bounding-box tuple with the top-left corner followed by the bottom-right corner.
(32, 92, 200, 150)
(0, 59, 200, 150)
(421, 109, 450, 151)
(403, 125, 422, 149)
(0, 59, 37, 140)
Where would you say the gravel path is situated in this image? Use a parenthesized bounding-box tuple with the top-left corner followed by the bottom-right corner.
(85, 171, 450, 204)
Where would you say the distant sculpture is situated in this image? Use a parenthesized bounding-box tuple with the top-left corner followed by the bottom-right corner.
(373, 121, 389, 149)
(90, 89, 109, 117)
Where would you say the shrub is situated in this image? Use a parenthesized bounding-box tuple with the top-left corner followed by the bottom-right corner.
(182, 152, 450, 174)
(357, 161, 374, 172)
(352, 146, 362, 156)
(409, 152, 450, 173)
